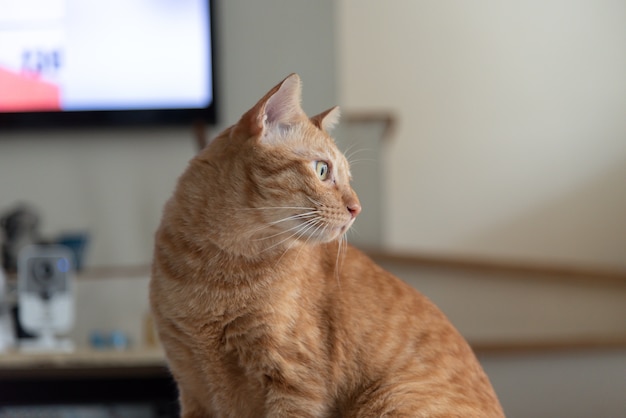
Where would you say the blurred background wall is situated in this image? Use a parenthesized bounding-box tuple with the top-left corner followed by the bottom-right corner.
(338, 0, 626, 271)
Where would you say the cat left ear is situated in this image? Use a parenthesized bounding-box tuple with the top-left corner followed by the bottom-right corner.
(246, 73, 306, 138)
(311, 106, 341, 132)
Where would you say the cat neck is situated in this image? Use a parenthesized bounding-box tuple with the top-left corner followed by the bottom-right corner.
(208, 239, 322, 278)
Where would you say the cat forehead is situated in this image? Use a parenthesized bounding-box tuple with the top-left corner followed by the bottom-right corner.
(265, 122, 340, 156)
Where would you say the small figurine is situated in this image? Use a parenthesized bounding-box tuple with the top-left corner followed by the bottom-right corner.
(1, 204, 40, 274)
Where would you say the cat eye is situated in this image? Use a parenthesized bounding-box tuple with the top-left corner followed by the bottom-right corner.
(315, 161, 330, 181)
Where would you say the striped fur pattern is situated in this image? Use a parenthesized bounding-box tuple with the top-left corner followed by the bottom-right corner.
(150, 74, 504, 417)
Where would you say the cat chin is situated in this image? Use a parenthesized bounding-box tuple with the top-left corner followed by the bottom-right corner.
(293, 230, 341, 246)
(314, 226, 351, 244)
(339, 219, 356, 235)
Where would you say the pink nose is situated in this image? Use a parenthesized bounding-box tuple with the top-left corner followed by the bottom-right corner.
(347, 202, 361, 218)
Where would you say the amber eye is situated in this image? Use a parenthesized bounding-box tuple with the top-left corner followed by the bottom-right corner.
(315, 161, 330, 181)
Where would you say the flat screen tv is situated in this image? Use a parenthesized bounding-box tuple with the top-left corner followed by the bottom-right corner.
(0, 0, 217, 129)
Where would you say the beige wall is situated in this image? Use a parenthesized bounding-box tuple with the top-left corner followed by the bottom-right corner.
(338, 0, 626, 270)
(0, 130, 195, 266)
(338, 4, 626, 414)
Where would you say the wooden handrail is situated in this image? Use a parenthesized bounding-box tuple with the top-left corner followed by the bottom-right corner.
(73, 248, 626, 285)
(365, 248, 626, 286)
(342, 111, 397, 142)
(471, 336, 626, 355)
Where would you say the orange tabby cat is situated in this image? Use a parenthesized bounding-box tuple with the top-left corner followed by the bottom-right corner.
(150, 74, 504, 417)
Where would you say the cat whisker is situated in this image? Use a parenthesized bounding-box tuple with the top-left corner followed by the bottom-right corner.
(334, 236, 345, 291)
(339, 234, 348, 266)
(292, 217, 322, 245)
(274, 218, 325, 267)
(254, 214, 320, 241)
(297, 218, 325, 243)
(344, 224, 362, 241)
(267, 211, 319, 224)
(283, 216, 331, 267)
(347, 158, 376, 166)
(306, 196, 324, 208)
(261, 217, 323, 253)
(249, 211, 319, 236)
(341, 142, 362, 160)
(242, 206, 315, 211)
(345, 147, 373, 164)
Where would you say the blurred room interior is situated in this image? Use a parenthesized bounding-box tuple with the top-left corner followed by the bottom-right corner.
(0, 1, 624, 417)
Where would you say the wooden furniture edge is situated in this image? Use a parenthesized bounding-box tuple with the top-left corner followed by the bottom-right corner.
(0, 348, 168, 379)
(2, 339, 624, 377)
(471, 336, 626, 355)
(73, 249, 626, 285)
(364, 248, 626, 285)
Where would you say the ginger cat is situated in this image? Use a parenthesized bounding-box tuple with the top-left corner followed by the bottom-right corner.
(150, 74, 504, 417)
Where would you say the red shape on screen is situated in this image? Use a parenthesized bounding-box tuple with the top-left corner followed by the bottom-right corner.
(0, 67, 61, 111)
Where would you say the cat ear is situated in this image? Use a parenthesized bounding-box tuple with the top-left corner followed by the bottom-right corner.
(264, 74, 304, 126)
(246, 73, 305, 137)
(311, 106, 341, 132)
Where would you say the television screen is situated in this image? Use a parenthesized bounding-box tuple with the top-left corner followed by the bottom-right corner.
(0, 0, 216, 128)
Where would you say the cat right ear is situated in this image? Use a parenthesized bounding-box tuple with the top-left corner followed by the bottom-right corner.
(245, 73, 306, 138)
(311, 106, 341, 132)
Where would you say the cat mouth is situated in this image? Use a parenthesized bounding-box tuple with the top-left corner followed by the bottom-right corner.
(335, 218, 355, 238)
(295, 219, 353, 243)
(340, 220, 353, 233)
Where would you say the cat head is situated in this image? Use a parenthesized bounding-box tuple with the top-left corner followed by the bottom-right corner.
(188, 74, 360, 256)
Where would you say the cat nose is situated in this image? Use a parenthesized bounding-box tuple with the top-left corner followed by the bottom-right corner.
(347, 202, 361, 219)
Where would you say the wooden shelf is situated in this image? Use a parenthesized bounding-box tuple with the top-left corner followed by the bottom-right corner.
(0, 348, 167, 379)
